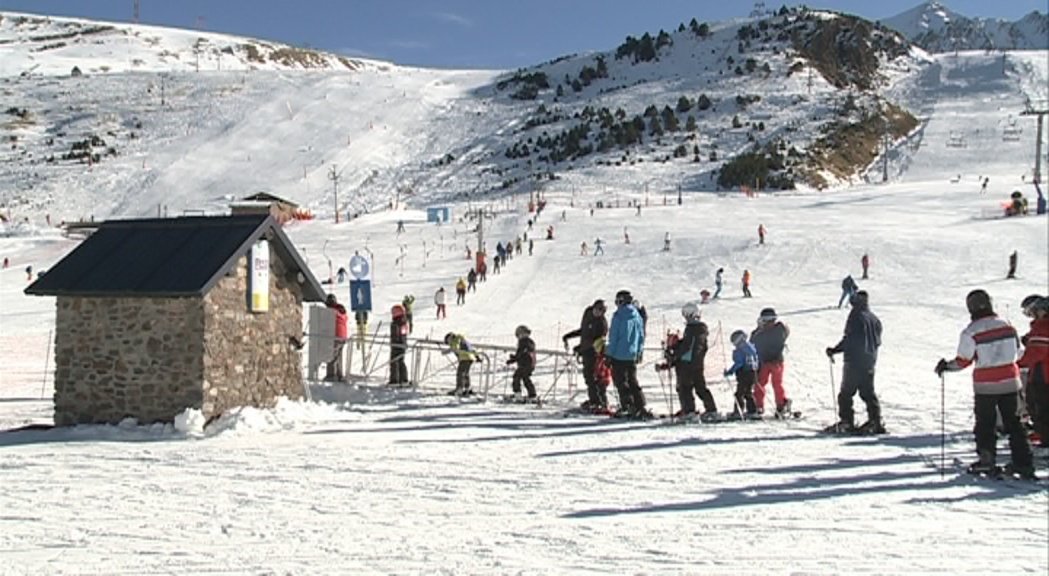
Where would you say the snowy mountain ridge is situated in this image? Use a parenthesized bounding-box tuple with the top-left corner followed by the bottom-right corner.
(0, 11, 386, 77)
(882, 1, 1049, 52)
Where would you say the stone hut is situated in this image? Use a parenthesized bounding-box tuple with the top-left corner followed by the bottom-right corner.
(24, 214, 326, 426)
(229, 192, 300, 226)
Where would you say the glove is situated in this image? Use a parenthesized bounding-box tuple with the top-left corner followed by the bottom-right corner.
(723, 369, 732, 377)
(934, 358, 949, 376)
(506, 358, 515, 366)
(825, 347, 836, 358)
(572, 344, 581, 356)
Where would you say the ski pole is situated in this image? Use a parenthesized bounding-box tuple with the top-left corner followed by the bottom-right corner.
(828, 356, 837, 417)
(940, 373, 946, 479)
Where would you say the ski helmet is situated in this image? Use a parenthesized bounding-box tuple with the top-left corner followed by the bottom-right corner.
(325, 293, 337, 306)
(444, 332, 455, 344)
(681, 302, 700, 321)
(592, 299, 607, 314)
(758, 307, 777, 324)
(514, 325, 531, 339)
(965, 289, 993, 316)
(1021, 294, 1048, 316)
(615, 290, 633, 306)
(391, 304, 405, 319)
(730, 330, 748, 346)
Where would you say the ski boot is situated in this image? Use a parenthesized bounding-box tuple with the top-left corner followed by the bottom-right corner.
(774, 399, 793, 419)
(823, 421, 857, 434)
(699, 411, 721, 423)
(1002, 463, 1038, 480)
(857, 420, 887, 435)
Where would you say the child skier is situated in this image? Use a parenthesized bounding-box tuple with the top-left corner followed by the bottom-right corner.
(388, 304, 410, 386)
(741, 269, 752, 298)
(444, 332, 477, 396)
(1018, 294, 1049, 447)
(724, 330, 759, 419)
(935, 289, 1035, 478)
(506, 325, 538, 402)
(713, 268, 724, 299)
(592, 337, 613, 414)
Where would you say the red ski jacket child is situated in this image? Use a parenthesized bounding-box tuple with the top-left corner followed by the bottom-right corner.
(1019, 316, 1049, 385)
(593, 338, 612, 388)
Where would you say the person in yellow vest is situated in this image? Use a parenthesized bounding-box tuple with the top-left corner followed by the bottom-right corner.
(455, 276, 467, 305)
(443, 332, 477, 396)
(402, 294, 415, 333)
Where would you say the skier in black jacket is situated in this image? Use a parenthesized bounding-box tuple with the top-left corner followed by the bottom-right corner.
(660, 302, 717, 419)
(563, 299, 609, 411)
(507, 325, 538, 401)
(825, 290, 884, 433)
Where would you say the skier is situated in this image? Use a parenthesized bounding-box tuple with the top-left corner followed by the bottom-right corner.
(2, 256, 8, 269)
(324, 294, 349, 382)
(1018, 294, 1049, 447)
(354, 309, 369, 350)
(624, 227, 630, 244)
(515, 237, 523, 254)
(477, 260, 487, 282)
(466, 269, 477, 292)
(741, 269, 752, 298)
(396, 220, 405, 234)
(838, 274, 859, 308)
(506, 325, 538, 402)
(546, 226, 554, 240)
(935, 289, 1035, 478)
(1007, 250, 1017, 279)
(455, 277, 467, 305)
(528, 238, 534, 256)
(724, 330, 759, 419)
(758, 224, 766, 245)
(980, 177, 989, 194)
(496, 242, 507, 263)
(562, 299, 609, 412)
(861, 253, 869, 280)
(402, 294, 415, 333)
(592, 337, 613, 413)
(25, 265, 32, 282)
(825, 291, 885, 434)
(607, 290, 649, 419)
(434, 287, 447, 319)
(713, 268, 724, 299)
(594, 238, 604, 255)
(750, 308, 792, 417)
(493, 254, 502, 274)
(662, 303, 717, 420)
(663, 232, 671, 252)
(580, 241, 589, 256)
(336, 267, 348, 284)
(443, 332, 477, 396)
(388, 304, 410, 386)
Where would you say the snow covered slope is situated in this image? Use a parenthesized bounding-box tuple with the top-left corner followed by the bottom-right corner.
(0, 11, 382, 77)
(883, 1, 1049, 52)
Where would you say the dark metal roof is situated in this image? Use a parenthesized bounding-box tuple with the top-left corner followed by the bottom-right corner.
(25, 214, 326, 302)
(240, 192, 299, 207)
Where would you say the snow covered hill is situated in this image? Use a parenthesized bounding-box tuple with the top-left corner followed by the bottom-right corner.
(1, 9, 1048, 576)
(0, 11, 382, 77)
(883, 1, 1049, 52)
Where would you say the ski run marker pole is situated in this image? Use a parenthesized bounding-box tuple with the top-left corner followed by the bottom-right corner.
(940, 372, 946, 478)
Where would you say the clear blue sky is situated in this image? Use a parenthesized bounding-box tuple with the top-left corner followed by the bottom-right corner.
(1, 0, 1044, 69)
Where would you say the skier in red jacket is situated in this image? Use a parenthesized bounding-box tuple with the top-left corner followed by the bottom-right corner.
(325, 294, 349, 381)
(1018, 295, 1049, 447)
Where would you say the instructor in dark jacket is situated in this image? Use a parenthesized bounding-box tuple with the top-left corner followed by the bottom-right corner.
(826, 290, 885, 433)
(563, 300, 609, 410)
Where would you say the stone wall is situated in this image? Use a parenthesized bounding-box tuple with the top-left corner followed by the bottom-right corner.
(53, 296, 205, 425)
(201, 251, 305, 419)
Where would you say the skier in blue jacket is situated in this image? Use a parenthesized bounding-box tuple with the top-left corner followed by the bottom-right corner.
(724, 330, 759, 419)
(607, 290, 649, 418)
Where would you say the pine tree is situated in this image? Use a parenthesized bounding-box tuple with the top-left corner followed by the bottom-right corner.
(685, 115, 697, 132)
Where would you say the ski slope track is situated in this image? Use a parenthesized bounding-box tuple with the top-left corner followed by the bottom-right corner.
(0, 10, 1048, 576)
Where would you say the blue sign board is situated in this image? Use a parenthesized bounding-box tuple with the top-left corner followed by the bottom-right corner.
(349, 280, 372, 312)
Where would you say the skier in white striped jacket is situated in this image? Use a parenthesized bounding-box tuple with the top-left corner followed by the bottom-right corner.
(935, 289, 1035, 478)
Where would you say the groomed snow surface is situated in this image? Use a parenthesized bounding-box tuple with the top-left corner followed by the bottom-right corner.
(1, 51, 1048, 575)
